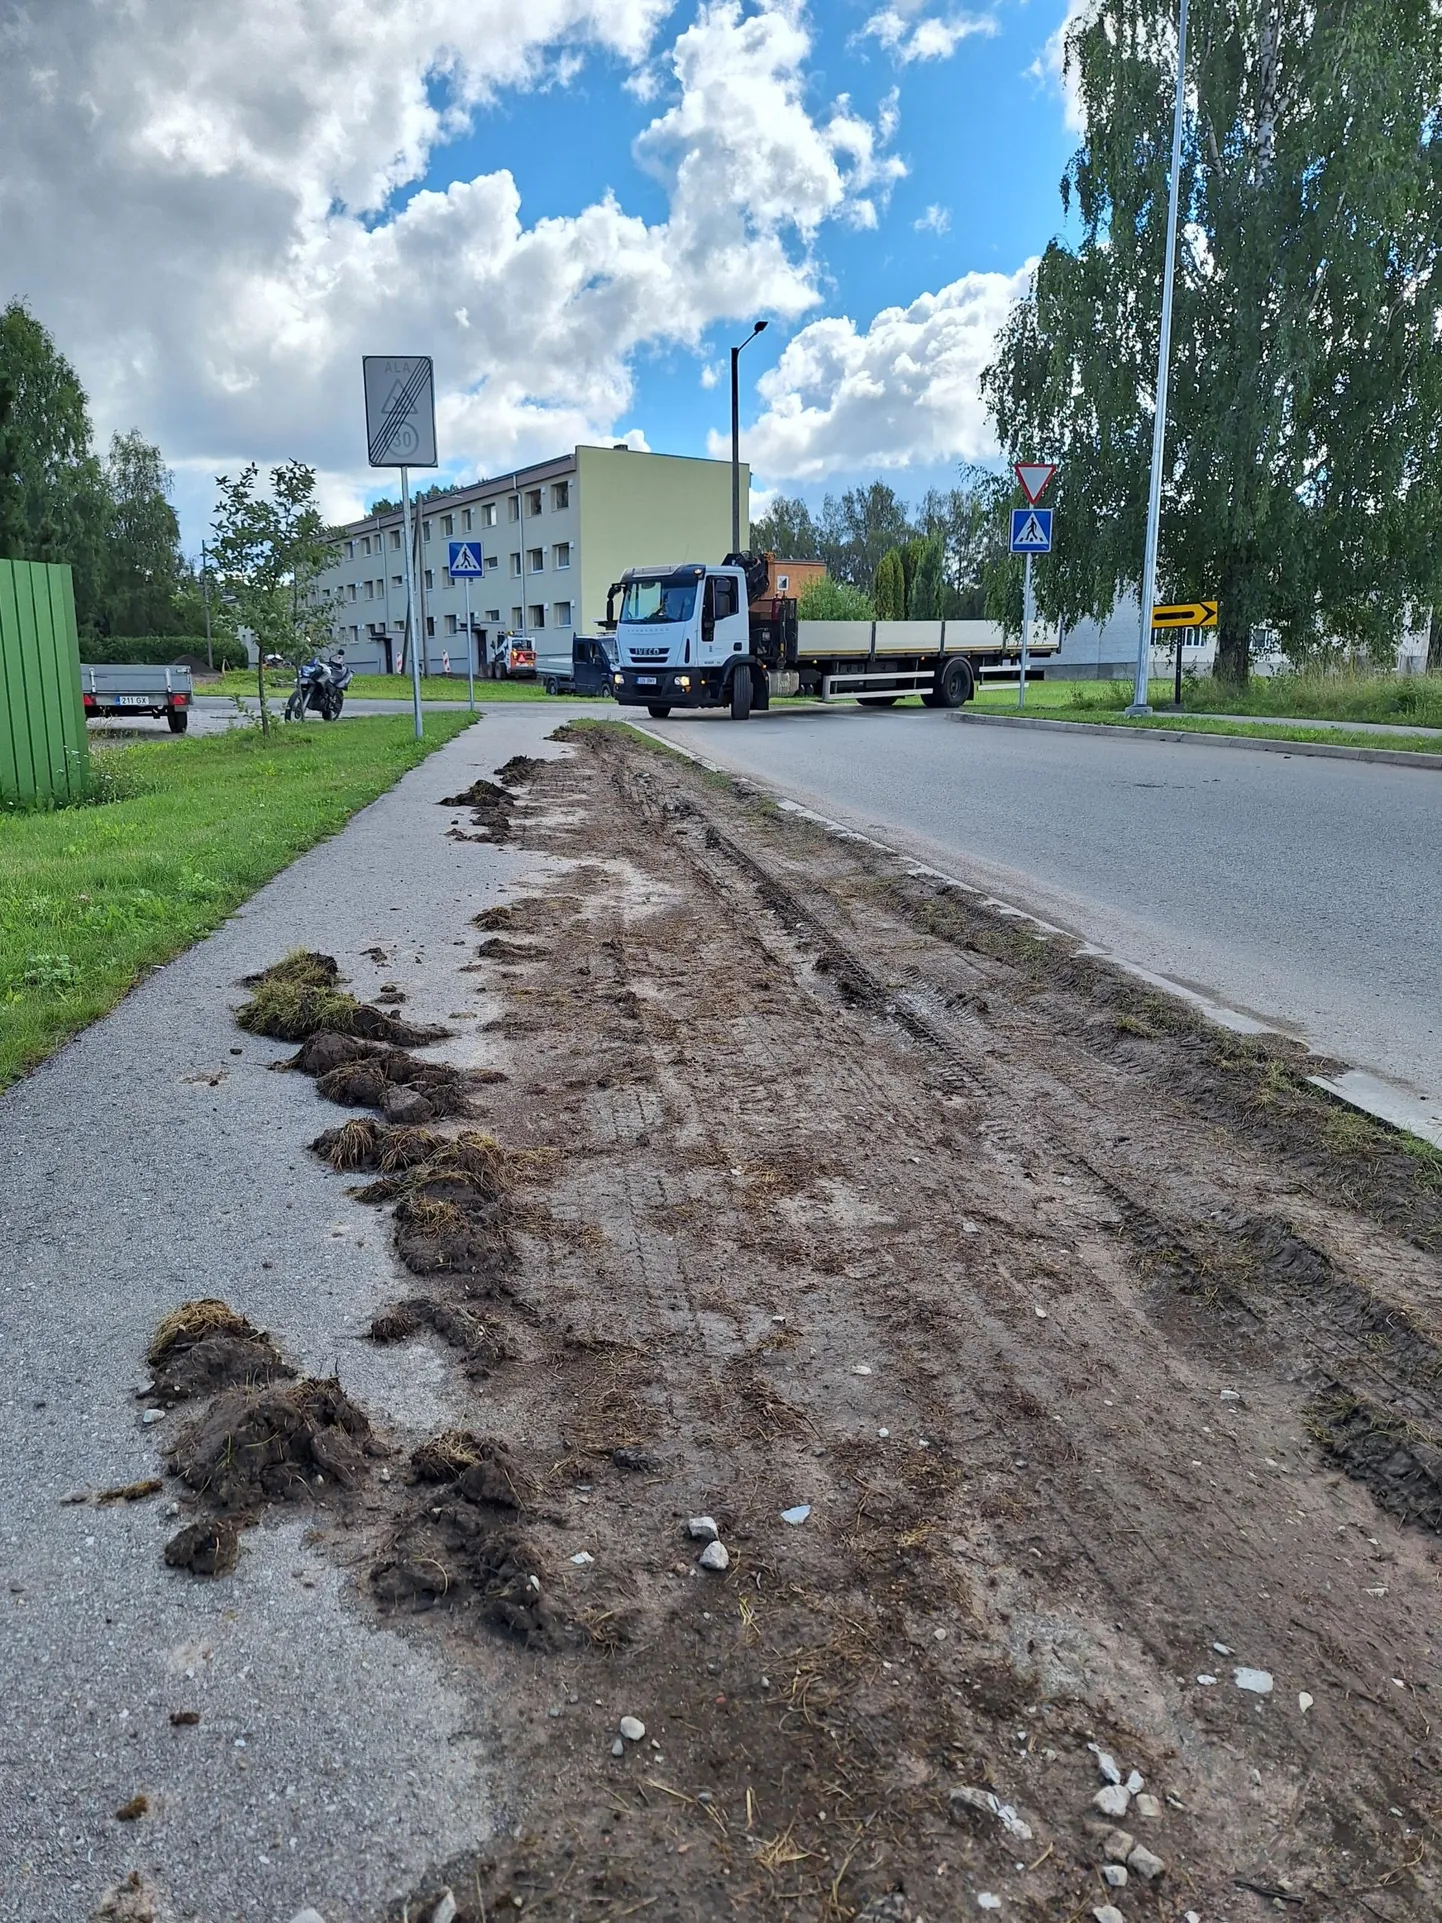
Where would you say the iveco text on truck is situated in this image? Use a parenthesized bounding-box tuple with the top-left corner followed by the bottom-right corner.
(606, 553, 1057, 719)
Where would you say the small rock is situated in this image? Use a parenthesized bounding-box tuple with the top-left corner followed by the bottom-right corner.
(612, 1447, 657, 1472)
(1101, 1830, 1135, 1863)
(289, 1911, 327, 1923)
(1196, 1674, 1218, 1686)
(1092, 1784, 1131, 1818)
(780, 1504, 811, 1525)
(1219, 1389, 1241, 1401)
(1298, 1691, 1314, 1713)
(687, 1516, 719, 1541)
(1212, 1641, 1233, 1655)
(569, 1551, 595, 1565)
(961, 1218, 978, 1233)
(698, 1540, 730, 1571)
(949, 1786, 1033, 1841)
(1124, 1769, 1144, 1795)
(611, 1738, 624, 1756)
(429, 1894, 458, 1923)
(1234, 1666, 1273, 1695)
(619, 1716, 645, 1742)
(853, 1364, 873, 1376)
(1133, 1793, 1162, 1820)
(878, 1427, 890, 1438)
(1101, 1865, 1127, 1888)
(977, 1898, 1002, 1913)
(141, 1409, 165, 1426)
(1087, 1744, 1122, 1785)
(114, 1795, 148, 1822)
(856, 1897, 913, 1923)
(1092, 1908, 1125, 1923)
(1126, 1845, 1165, 1882)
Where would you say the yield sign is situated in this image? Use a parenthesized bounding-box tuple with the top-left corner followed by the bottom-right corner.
(1014, 462, 1057, 505)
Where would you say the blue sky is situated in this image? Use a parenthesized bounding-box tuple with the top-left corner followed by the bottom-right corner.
(6, 0, 1084, 550)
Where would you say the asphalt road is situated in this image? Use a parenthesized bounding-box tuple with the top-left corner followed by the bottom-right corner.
(641, 703, 1442, 1106)
(0, 707, 577, 1923)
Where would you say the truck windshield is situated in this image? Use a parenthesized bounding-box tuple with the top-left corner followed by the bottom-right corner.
(620, 576, 698, 625)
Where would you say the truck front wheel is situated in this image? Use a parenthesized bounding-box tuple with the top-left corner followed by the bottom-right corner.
(729, 666, 752, 721)
(167, 709, 189, 734)
(938, 657, 974, 708)
(647, 703, 672, 719)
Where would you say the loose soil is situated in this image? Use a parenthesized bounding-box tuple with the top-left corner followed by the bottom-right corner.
(237, 950, 449, 1047)
(150, 729, 1442, 1920)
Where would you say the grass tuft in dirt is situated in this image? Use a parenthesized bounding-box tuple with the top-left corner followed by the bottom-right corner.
(167, 1376, 380, 1511)
(410, 1430, 536, 1507)
(144, 1298, 294, 1406)
(293, 1037, 476, 1120)
(238, 957, 450, 1047)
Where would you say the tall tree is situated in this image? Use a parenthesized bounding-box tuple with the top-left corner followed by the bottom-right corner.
(872, 547, 907, 619)
(982, 0, 1442, 682)
(0, 370, 25, 559)
(819, 483, 915, 587)
(919, 465, 1013, 618)
(750, 494, 823, 558)
(101, 430, 185, 635)
(0, 301, 110, 623)
(210, 461, 333, 731)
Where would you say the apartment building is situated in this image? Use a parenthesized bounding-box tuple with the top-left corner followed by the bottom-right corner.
(320, 444, 746, 674)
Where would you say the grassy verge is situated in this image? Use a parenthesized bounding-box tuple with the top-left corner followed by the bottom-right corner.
(969, 705, 1442, 756)
(0, 712, 476, 1092)
(206, 670, 572, 703)
(1180, 668, 1442, 728)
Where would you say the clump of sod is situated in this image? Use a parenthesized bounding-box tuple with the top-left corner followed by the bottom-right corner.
(236, 950, 449, 1046)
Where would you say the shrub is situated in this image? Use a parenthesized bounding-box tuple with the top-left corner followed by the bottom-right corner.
(798, 578, 875, 621)
(79, 634, 248, 671)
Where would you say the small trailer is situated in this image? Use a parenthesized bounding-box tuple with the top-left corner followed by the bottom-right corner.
(80, 663, 194, 732)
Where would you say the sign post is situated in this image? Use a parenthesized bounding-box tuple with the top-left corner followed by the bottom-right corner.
(1010, 463, 1057, 710)
(448, 540, 485, 714)
(363, 356, 437, 739)
(1151, 599, 1217, 708)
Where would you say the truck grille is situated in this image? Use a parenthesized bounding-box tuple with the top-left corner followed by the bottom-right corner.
(627, 647, 670, 665)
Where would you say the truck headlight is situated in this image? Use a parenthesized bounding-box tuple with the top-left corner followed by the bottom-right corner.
(678, 675, 691, 689)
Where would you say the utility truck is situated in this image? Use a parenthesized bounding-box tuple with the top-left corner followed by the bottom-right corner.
(606, 553, 1056, 719)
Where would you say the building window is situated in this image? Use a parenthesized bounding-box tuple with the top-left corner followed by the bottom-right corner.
(345, 538, 355, 559)
(551, 481, 570, 511)
(424, 568, 434, 591)
(361, 535, 371, 556)
(462, 507, 473, 531)
(484, 554, 498, 573)
(486, 608, 500, 622)
(482, 502, 497, 528)
(350, 625, 359, 642)
(528, 603, 546, 628)
(511, 605, 523, 626)
(445, 613, 458, 635)
(364, 580, 374, 600)
(527, 547, 543, 573)
(390, 528, 401, 549)
(510, 552, 522, 577)
(508, 496, 520, 523)
(441, 513, 454, 536)
(525, 488, 543, 516)
(555, 600, 573, 626)
(347, 582, 357, 602)
(390, 574, 400, 589)
(553, 541, 571, 569)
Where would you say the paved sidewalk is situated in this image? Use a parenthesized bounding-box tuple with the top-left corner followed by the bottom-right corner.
(0, 708, 574, 1923)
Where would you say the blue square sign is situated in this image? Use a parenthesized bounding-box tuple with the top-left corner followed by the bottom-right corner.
(448, 540, 484, 577)
(1009, 508, 1053, 553)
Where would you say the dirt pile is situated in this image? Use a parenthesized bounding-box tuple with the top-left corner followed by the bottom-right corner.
(167, 1375, 379, 1511)
(163, 1516, 240, 1577)
(290, 1032, 477, 1121)
(366, 1296, 509, 1373)
(440, 755, 544, 843)
(237, 950, 449, 1046)
(142, 1297, 293, 1406)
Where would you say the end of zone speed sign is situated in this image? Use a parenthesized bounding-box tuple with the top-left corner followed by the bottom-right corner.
(363, 355, 437, 467)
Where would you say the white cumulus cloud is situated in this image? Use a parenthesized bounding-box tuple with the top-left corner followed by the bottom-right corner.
(0, 0, 904, 524)
(914, 203, 951, 234)
(722, 265, 1036, 479)
(860, 3, 997, 65)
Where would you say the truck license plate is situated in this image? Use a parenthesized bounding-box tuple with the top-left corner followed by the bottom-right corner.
(636, 675, 657, 687)
(115, 695, 151, 706)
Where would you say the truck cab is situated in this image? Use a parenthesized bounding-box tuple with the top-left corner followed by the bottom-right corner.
(609, 556, 791, 718)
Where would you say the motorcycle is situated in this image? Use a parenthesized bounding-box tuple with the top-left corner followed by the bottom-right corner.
(285, 651, 353, 721)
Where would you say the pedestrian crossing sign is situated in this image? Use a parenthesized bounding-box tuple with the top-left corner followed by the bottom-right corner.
(448, 542, 484, 577)
(1009, 508, 1053, 553)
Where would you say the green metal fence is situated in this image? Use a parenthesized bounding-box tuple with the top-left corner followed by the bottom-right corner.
(0, 559, 89, 806)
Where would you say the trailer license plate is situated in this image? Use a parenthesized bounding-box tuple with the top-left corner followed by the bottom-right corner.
(115, 695, 152, 706)
(636, 675, 657, 687)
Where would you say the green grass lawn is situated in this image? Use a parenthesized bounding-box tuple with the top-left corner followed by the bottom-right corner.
(207, 669, 573, 703)
(0, 712, 476, 1092)
(975, 669, 1442, 729)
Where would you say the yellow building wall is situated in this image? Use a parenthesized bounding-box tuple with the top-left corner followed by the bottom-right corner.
(576, 446, 748, 632)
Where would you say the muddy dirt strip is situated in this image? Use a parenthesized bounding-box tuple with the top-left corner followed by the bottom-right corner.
(17, 718, 1442, 1923)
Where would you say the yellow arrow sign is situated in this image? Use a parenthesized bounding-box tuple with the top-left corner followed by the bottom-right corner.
(1152, 600, 1218, 629)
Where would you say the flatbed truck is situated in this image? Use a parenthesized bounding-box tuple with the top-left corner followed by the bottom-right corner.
(605, 553, 1056, 718)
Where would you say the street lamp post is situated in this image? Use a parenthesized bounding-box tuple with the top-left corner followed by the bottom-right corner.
(730, 321, 768, 554)
(1128, 0, 1190, 716)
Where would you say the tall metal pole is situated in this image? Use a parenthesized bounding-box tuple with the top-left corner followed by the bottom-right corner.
(1128, 0, 1190, 717)
(464, 572, 475, 713)
(201, 541, 213, 672)
(401, 465, 423, 739)
(731, 346, 741, 556)
(1019, 551, 1034, 711)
